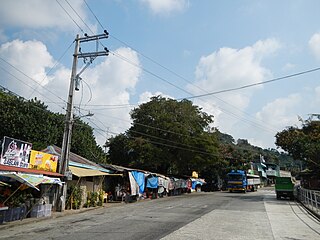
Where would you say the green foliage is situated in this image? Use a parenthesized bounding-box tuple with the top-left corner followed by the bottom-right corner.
(68, 185, 83, 209)
(215, 129, 296, 176)
(84, 191, 102, 208)
(0, 92, 63, 150)
(6, 191, 33, 208)
(71, 119, 107, 163)
(108, 96, 220, 176)
(0, 89, 106, 164)
(276, 120, 320, 173)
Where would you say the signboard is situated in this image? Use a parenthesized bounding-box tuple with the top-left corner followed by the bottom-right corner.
(29, 150, 58, 173)
(0, 136, 32, 168)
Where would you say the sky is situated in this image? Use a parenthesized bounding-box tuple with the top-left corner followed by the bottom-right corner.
(1, 0, 320, 150)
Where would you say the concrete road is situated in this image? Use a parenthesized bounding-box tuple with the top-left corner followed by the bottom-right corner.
(162, 189, 320, 240)
(0, 189, 319, 240)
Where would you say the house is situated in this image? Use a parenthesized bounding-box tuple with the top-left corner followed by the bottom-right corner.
(42, 146, 119, 209)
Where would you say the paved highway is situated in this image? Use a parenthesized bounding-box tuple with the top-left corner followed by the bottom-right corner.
(0, 189, 319, 240)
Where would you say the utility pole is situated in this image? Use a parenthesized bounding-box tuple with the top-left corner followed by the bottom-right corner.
(58, 32, 109, 211)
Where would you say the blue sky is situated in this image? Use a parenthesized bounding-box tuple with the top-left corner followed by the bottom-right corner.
(1, 0, 320, 150)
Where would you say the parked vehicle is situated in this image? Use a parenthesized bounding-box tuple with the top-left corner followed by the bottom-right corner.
(247, 174, 261, 192)
(275, 176, 295, 200)
(227, 170, 247, 193)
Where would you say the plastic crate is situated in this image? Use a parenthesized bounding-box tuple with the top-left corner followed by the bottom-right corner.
(44, 204, 52, 217)
(20, 206, 27, 219)
(31, 205, 44, 218)
(30, 209, 44, 218)
(0, 209, 7, 224)
(30, 204, 51, 218)
(11, 207, 22, 221)
(4, 208, 13, 222)
(32, 204, 45, 212)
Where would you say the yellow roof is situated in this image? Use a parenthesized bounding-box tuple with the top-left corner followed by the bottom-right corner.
(69, 166, 109, 177)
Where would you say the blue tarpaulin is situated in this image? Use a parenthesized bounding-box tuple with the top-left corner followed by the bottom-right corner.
(146, 176, 158, 189)
(131, 171, 145, 194)
(192, 180, 204, 190)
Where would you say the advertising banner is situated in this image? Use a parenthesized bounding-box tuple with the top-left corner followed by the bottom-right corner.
(0, 136, 32, 168)
(29, 150, 58, 173)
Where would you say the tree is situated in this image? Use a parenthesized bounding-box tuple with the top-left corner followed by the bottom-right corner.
(275, 119, 320, 174)
(0, 89, 106, 164)
(108, 96, 220, 175)
(0, 91, 63, 150)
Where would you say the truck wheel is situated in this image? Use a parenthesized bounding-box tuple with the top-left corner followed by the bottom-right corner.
(276, 193, 280, 199)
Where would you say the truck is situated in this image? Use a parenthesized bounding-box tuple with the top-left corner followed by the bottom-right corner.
(227, 170, 261, 193)
(227, 170, 247, 193)
(247, 174, 261, 192)
(275, 176, 295, 200)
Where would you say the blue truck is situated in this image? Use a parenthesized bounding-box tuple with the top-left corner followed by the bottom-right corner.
(227, 170, 247, 193)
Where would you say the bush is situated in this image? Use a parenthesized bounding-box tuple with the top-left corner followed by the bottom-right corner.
(68, 186, 83, 209)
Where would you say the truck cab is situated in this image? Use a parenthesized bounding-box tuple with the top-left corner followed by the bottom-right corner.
(227, 170, 247, 193)
(275, 176, 295, 200)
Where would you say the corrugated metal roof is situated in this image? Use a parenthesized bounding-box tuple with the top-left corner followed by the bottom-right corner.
(69, 166, 122, 177)
(42, 145, 112, 173)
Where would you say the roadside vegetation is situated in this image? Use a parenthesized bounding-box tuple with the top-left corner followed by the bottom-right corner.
(1, 89, 308, 179)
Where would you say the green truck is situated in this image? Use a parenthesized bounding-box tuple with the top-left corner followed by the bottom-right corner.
(275, 176, 295, 200)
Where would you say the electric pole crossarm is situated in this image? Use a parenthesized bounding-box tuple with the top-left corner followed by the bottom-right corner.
(77, 32, 109, 43)
(77, 51, 109, 58)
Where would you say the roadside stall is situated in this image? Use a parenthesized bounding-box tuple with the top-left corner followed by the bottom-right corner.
(0, 172, 63, 223)
(0, 137, 63, 224)
(146, 174, 158, 199)
(67, 165, 110, 209)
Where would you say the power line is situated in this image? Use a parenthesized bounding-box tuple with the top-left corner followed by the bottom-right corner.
(0, 84, 66, 119)
(128, 129, 217, 154)
(110, 50, 278, 133)
(65, 0, 93, 34)
(0, 65, 65, 111)
(56, 0, 85, 34)
(91, 125, 221, 158)
(183, 67, 320, 100)
(82, 0, 279, 133)
(28, 40, 75, 98)
(60, 0, 279, 136)
(0, 57, 67, 105)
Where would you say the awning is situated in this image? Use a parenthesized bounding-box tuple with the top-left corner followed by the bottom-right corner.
(0, 181, 11, 187)
(0, 172, 63, 191)
(70, 166, 115, 177)
(247, 174, 260, 178)
(0, 164, 63, 177)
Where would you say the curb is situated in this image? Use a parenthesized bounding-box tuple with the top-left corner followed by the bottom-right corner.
(296, 198, 320, 222)
(0, 205, 104, 230)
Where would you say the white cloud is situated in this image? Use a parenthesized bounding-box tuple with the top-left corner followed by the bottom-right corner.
(193, 39, 280, 92)
(309, 33, 320, 59)
(139, 91, 173, 104)
(188, 39, 281, 135)
(252, 94, 302, 148)
(78, 47, 142, 145)
(0, 39, 54, 96)
(256, 94, 301, 129)
(0, 39, 142, 146)
(282, 63, 296, 72)
(184, 38, 284, 148)
(0, 0, 90, 31)
(140, 0, 189, 15)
